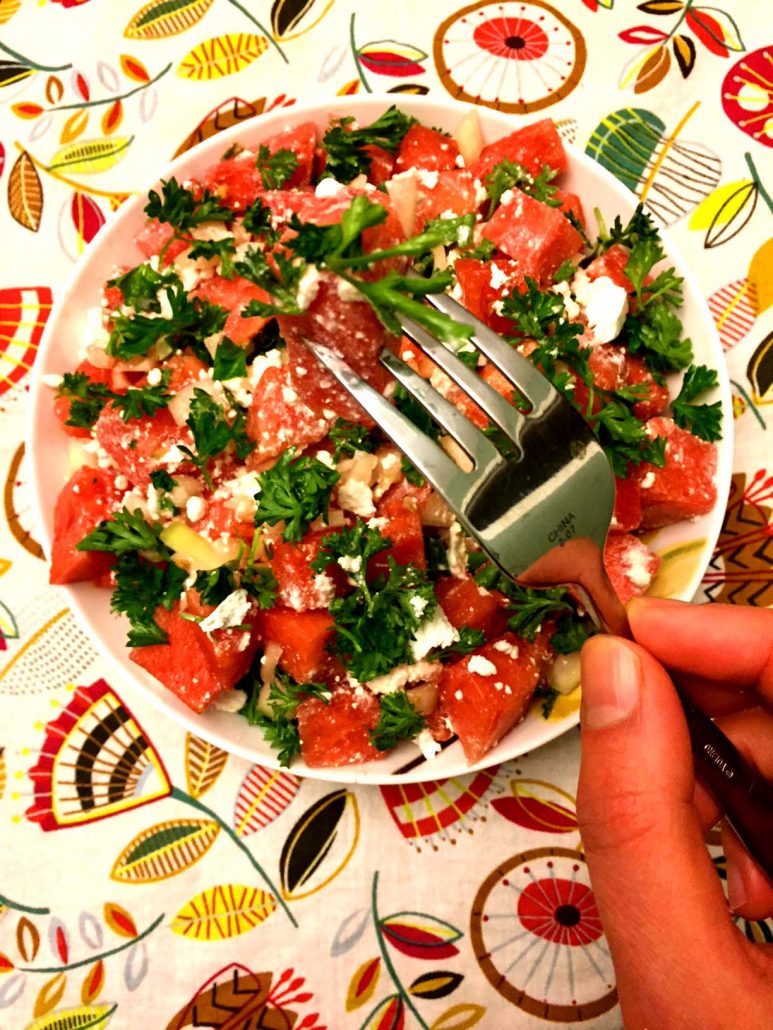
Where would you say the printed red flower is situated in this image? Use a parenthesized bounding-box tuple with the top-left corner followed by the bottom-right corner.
(518, 875, 604, 945)
(473, 16, 549, 61)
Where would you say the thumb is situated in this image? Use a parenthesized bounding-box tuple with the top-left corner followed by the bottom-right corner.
(577, 636, 745, 1021)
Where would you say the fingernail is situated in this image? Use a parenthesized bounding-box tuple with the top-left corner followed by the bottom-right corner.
(581, 637, 641, 729)
(726, 865, 748, 913)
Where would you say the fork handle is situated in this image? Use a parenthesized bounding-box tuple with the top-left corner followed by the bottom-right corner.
(519, 536, 773, 883)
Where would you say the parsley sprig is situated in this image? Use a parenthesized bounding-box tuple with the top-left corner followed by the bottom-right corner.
(243, 671, 329, 767)
(484, 159, 560, 217)
(108, 263, 179, 313)
(144, 178, 231, 234)
(56, 370, 172, 429)
(255, 145, 299, 189)
(370, 692, 426, 751)
(312, 523, 437, 682)
(254, 448, 340, 542)
(181, 389, 255, 487)
(321, 106, 416, 183)
(671, 364, 722, 442)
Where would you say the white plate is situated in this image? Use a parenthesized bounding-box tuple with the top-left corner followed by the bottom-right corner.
(28, 94, 733, 784)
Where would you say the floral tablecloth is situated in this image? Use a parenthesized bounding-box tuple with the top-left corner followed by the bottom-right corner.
(0, 1, 771, 1027)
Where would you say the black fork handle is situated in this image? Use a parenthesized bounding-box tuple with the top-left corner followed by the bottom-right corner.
(519, 535, 773, 885)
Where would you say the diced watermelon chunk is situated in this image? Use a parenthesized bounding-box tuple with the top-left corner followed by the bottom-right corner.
(611, 475, 642, 533)
(396, 124, 460, 173)
(469, 119, 568, 182)
(134, 219, 188, 265)
(278, 275, 395, 423)
(439, 632, 546, 764)
(635, 418, 718, 529)
(364, 143, 395, 185)
(414, 170, 476, 230)
(94, 406, 193, 487)
(204, 123, 318, 207)
(482, 189, 583, 283)
(297, 688, 387, 767)
(130, 595, 261, 713)
(583, 345, 669, 421)
(268, 528, 347, 611)
(369, 490, 426, 574)
(585, 244, 634, 293)
(435, 576, 508, 638)
(164, 352, 209, 392)
(454, 256, 526, 334)
(604, 533, 660, 603)
(50, 467, 122, 585)
(256, 606, 337, 683)
(246, 365, 332, 463)
(191, 274, 271, 345)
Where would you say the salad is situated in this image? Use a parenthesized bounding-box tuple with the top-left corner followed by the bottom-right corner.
(47, 106, 722, 769)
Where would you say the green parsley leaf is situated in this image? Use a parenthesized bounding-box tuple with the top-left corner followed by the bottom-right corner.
(110, 370, 172, 422)
(623, 303, 693, 373)
(236, 246, 305, 317)
(77, 507, 164, 555)
(505, 585, 574, 640)
(108, 263, 179, 313)
(188, 237, 237, 279)
(595, 203, 661, 254)
(240, 565, 278, 609)
(255, 145, 299, 190)
(322, 106, 416, 183)
(254, 448, 339, 542)
(110, 550, 187, 648)
(262, 670, 330, 721)
(328, 418, 376, 461)
(370, 691, 426, 751)
(552, 258, 575, 283)
(534, 684, 559, 719)
(670, 364, 722, 442)
(550, 614, 593, 655)
(247, 709, 301, 768)
(484, 159, 560, 217)
(194, 566, 236, 606)
(435, 625, 486, 659)
(149, 469, 177, 492)
(107, 278, 227, 360)
(56, 372, 112, 429)
(314, 524, 437, 682)
(144, 177, 231, 233)
(242, 198, 274, 236)
(182, 389, 255, 484)
(213, 336, 248, 381)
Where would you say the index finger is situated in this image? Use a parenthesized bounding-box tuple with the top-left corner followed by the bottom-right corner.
(626, 597, 773, 701)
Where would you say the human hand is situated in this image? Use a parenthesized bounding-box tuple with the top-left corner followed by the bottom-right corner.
(577, 596, 773, 1030)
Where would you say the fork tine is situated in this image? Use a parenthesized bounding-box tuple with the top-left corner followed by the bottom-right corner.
(424, 290, 557, 413)
(379, 348, 502, 469)
(300, 336, 472, 489)
(399, 313, 525, 446)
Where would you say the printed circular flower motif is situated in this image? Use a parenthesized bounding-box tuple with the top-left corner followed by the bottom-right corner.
(470, 847, 617, 1021)
(433, 0, 586, 114)
(517, 876, 603, 945)
(722, 46, 773, 148)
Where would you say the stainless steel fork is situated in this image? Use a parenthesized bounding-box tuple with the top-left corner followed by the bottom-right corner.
(302, 289, 773, 880)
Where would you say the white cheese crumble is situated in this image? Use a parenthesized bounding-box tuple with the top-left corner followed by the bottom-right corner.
(640, 471, 656, 489)
(550, 279, 581, 320)
(572, 272, 629, 344)
(446, 521, 469, 578)
(315, 177, 348, 199)
(296, 264, 322, 310)
(337, 478, 375, 517)
(467, 655, 497, 676)
(337, 554, 362, 574)
(624, 545, 653, 589)
(493, 639, 520, 659)
(198, 589, 251, 633)
(415, 728, 441, 761)
(410, 606, 459, 660)
(212, 688, 247, 713)
(364, 660, 440, 695)
(185, 495, 207, 523)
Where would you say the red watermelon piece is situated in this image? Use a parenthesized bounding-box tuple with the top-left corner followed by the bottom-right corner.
(604, 533, 660, 603)
(481, 189, 583, 283)
(203, 122, 318, 207)
(469, 118, 568, 182)
(297, 688, 387, 767)
(585, 243, 635, 294)
(395, 124, 460, 174)
(94, 406, 193, 487)
(256, 606, 337, 683)
(192, 274, 271, 345)
(268, 528, 347, 611)
(439, 632, 546, 764)
(50, 467, 122, 585)
(435, 576, 508, 638)
(246, 364, 332, 463)
(414, 169, 477, 230)
(278, 275, 395, 423)
(635, 417, 718, 529)
(134, 219, 188, 265)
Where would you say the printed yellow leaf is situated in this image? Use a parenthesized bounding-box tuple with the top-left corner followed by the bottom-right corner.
(346, 957, 381, 1011)
(689, 180, 754, 230)
(33, 972, 66, 1018)
(171, 884, 276, 941)
(80, 959, 104, 1004)
(0, 0, 21, 26)
(111, 818, 220, 882)
(8, 150, 43, 231)
(749, 237, 773, 316)
(430, 1003, 486, 1030)
(16, 915, 40, 962)
(60, 109, 89, 146)
(25, 1004, 115, 1030)
(103, 902, 137, 938)
(48, 136, 133, 175)
(125, 0, 216, 40)
(337, 79, 360, 95)
(185, 733, 228, 799)
(177, 34, 268, 81)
